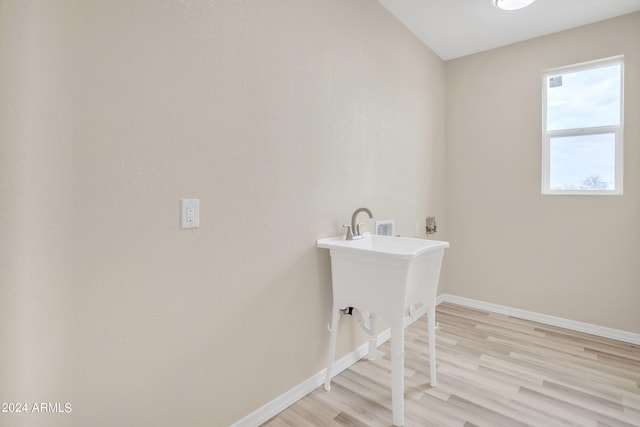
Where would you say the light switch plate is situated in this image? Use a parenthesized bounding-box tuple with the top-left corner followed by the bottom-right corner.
(181, 199, 200, 229)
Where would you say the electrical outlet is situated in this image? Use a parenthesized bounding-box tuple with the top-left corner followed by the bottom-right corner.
(181, 199, 200, 229)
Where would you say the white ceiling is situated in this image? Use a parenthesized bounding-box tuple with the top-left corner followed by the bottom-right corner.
(377, 0, 640, 60)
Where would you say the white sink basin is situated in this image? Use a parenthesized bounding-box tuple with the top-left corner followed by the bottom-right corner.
(317, 233, 448, 259)
(318, 234, 448, 427)
(317, 234, 448, 320)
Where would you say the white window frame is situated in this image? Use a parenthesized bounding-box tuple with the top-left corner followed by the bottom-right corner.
(542, 56, 624, 195)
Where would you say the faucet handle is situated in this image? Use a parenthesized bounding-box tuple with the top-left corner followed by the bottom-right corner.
(356, 222, 365, 236)
(343, 224, 354, 240)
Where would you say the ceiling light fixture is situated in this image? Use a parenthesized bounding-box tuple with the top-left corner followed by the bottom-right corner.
(494, 0, 536, 10)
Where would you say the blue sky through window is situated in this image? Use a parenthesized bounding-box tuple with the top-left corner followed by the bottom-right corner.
(545, 62, 621, 191)
(549, 133, 615, 190)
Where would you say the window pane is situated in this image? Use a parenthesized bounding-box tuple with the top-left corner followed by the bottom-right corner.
(546, 63, 621, 131)
(549, 133, 615, 191)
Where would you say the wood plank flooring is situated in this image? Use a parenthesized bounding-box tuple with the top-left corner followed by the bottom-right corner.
(262, 303, 640, 427)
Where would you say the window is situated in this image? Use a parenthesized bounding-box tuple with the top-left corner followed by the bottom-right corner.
(542, 56, 624, 195)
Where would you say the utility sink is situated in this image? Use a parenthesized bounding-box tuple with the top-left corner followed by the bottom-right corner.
(317, 234, 448, 427)
(317, 233, 448, 259)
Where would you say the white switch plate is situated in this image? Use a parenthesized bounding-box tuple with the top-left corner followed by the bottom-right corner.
(181, 199, 199, 229)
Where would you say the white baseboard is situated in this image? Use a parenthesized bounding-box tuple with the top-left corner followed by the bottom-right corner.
(230, 306, 427, 427)
(229, 348, 356, 427)
(231, 295, 640, 426)
(439, 294, 640, 345)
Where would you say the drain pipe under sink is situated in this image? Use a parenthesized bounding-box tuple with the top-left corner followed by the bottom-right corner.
(342, 307, 378, 360)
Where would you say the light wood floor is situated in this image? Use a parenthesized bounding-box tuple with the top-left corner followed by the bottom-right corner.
(262, 303, 640, 427)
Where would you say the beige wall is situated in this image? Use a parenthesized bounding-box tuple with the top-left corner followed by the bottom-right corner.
(0, 1, 445, 426)
(444, 13, 640, 334)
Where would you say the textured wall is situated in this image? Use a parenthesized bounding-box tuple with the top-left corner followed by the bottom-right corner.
(0, 1, 445, 425)
(444, 13, 640, 333)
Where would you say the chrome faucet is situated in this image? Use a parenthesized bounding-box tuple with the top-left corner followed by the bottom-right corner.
(344, 207, 373, 240)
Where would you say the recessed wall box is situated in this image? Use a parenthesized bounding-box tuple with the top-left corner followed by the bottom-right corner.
(375, 219, 395, 236)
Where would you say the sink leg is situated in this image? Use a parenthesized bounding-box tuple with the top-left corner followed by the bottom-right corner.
(324, 307, 340, 391)
(367, 312, 378, 360)
(390, 321, 405, 426)
(428, 304, 437, 387)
